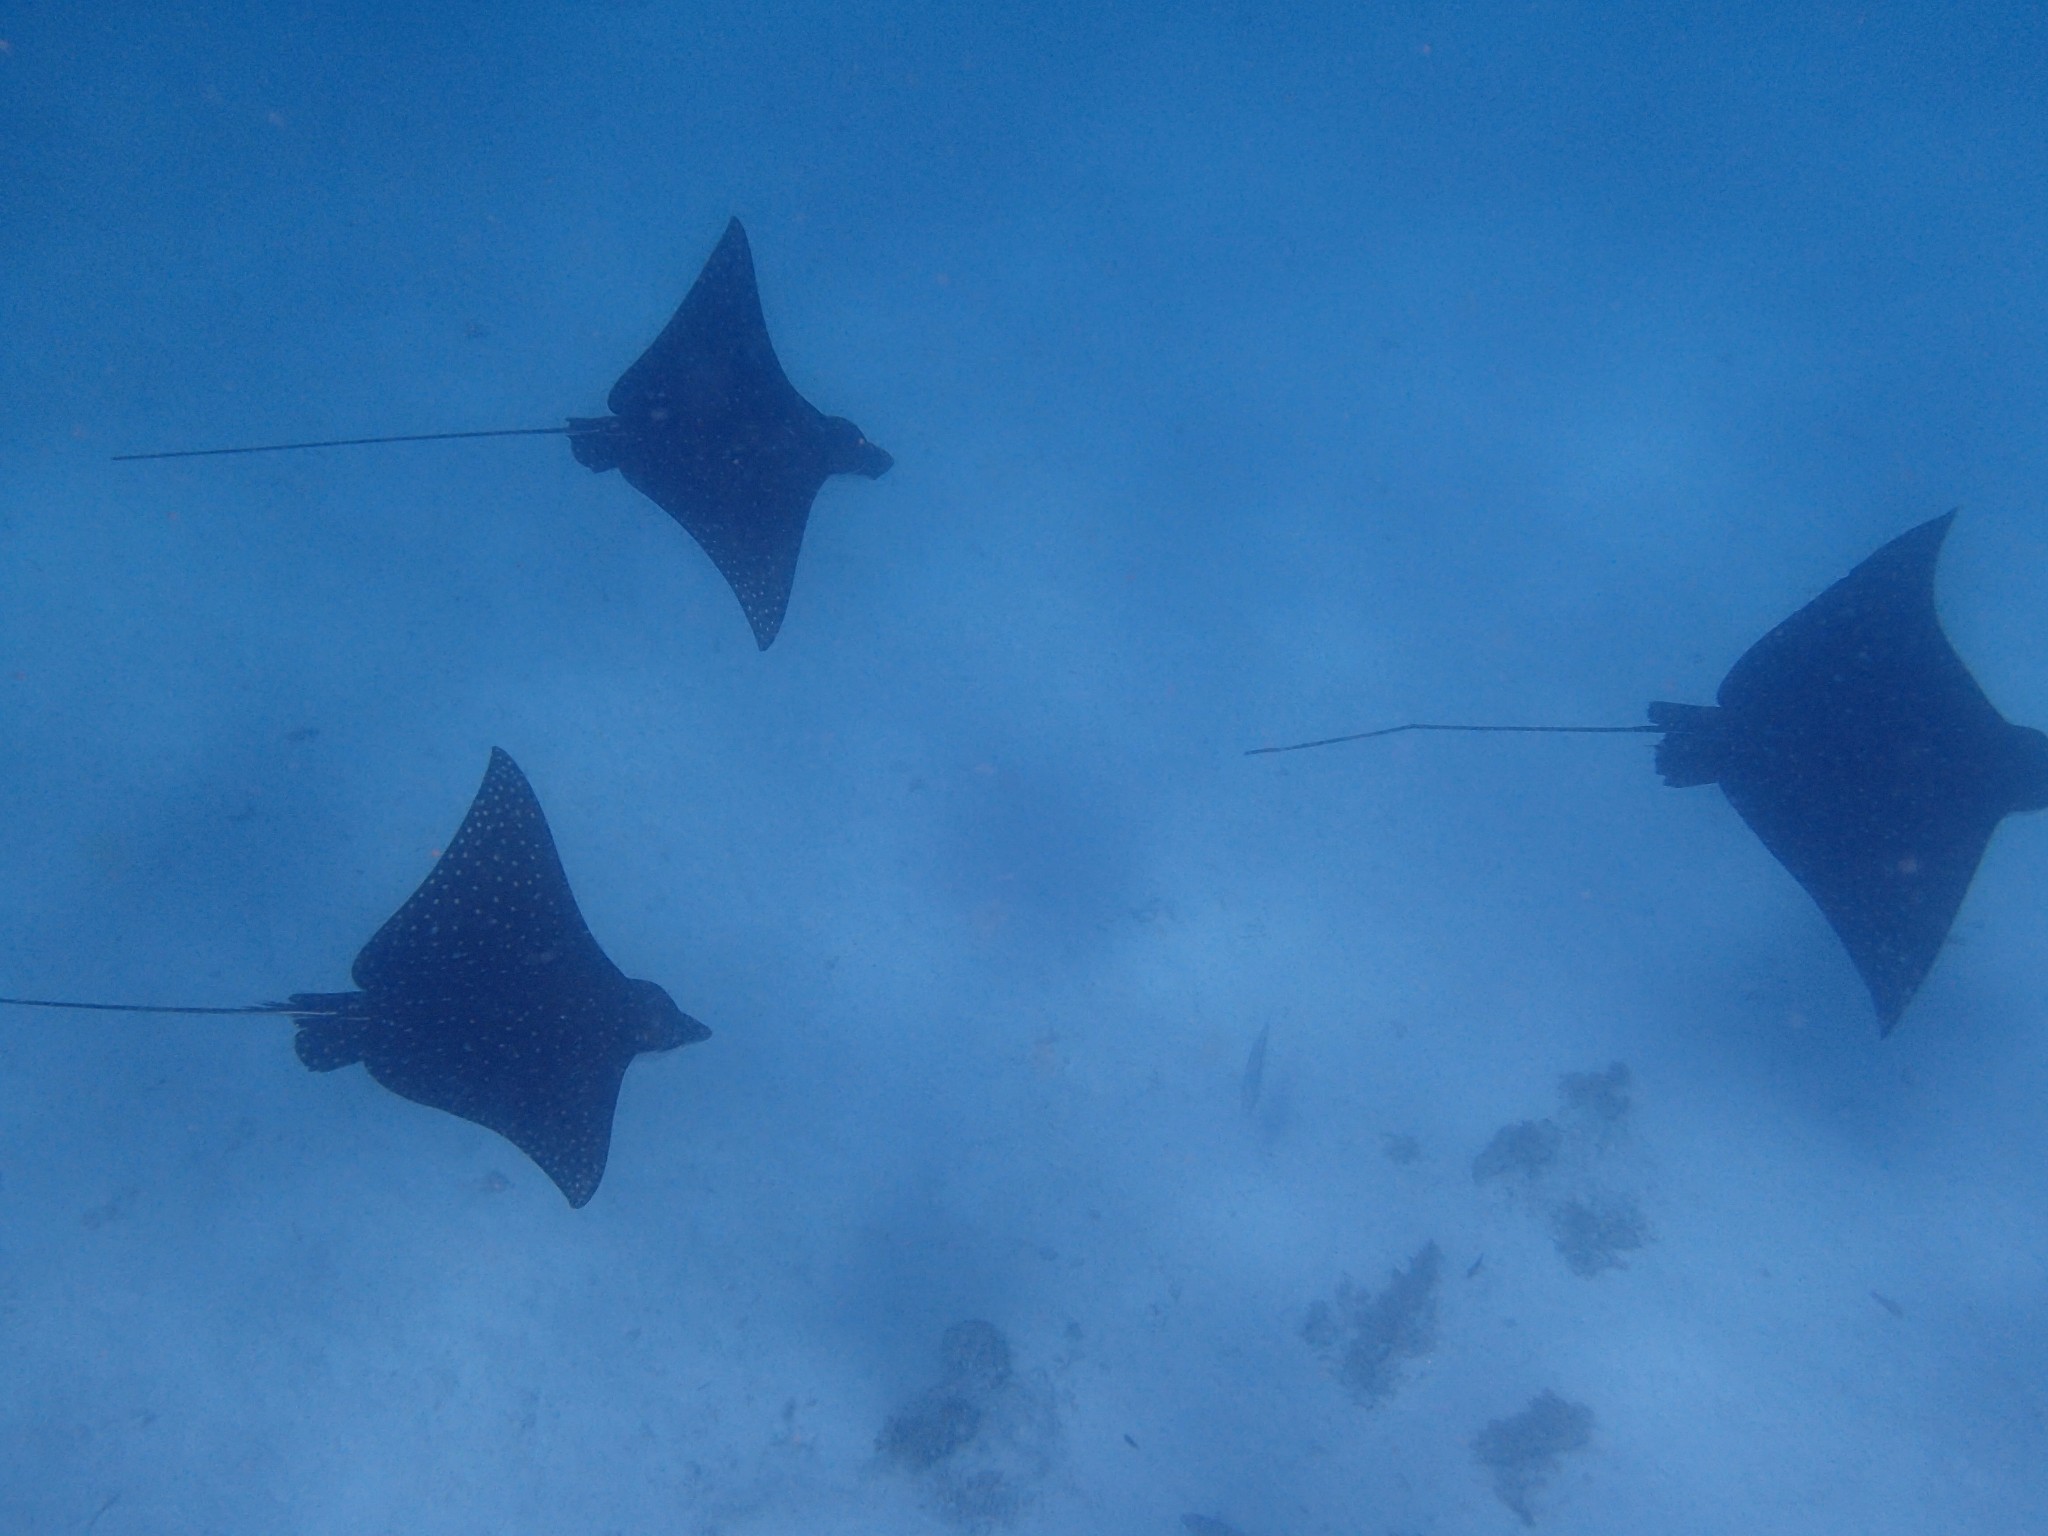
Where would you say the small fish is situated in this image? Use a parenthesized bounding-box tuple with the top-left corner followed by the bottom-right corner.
(1122, 1432, 1138, 1449)
(1467, 1253, 1485, 1279)
(1871, 1290, 1903, 1318)
(1240, 1025, 1269, 1116)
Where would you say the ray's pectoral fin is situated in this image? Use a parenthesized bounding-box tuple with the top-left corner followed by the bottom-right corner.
(287, 992, 374, 1072)
(1647, 701, 1728, 788)
(508, 1062, 628, 1210)
(1764, 805, 2005, 1034)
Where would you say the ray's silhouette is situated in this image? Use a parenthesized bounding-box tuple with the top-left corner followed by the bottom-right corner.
(567, 218, 893, 647)
(116, 218, 892, 649)
(0, 749, 708, 1205)
(1251, 515, 2048, 1029)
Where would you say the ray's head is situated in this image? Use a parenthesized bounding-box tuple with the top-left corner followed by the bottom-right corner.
(2008, 724, 2048, 813)
(626, 978, 712, 1053)
(823, 416, 893, 479)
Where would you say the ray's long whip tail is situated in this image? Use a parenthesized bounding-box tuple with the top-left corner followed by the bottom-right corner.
(0, 995, 333, 1016)
(1245, 722, 1660, 756)
(109, 425, 582, 463)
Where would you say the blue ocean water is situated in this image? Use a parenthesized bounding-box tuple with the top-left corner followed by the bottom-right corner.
(4, 3, 2048, 1531)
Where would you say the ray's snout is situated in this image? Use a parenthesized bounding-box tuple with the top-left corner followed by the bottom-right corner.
(823, 415, 892, 479)
(629, 977, 711, 1052)
(2007, 724, 2048, 813)
(851, 437, 894, 478)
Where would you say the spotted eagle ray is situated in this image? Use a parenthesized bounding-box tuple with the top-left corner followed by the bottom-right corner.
(114, 218, 892, 649)
(1249, 514, 2048, 1029)
(0, 748, 708, 1204)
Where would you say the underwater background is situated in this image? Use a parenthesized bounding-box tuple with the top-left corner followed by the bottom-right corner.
(6, 3, 2048, 1531)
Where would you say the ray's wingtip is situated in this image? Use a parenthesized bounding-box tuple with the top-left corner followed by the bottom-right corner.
(1872, 978, 1918, 1036)
(1918, 506, 1960, 544)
